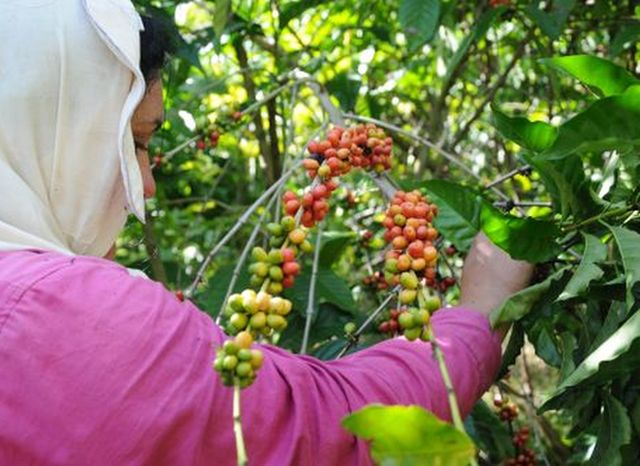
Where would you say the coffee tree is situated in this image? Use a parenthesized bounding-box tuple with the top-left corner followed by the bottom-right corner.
(122, 0, 640, 464)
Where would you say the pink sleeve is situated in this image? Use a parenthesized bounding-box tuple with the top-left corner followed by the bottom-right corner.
(0, 254, 501, 466)
(238, 307, 502, 465)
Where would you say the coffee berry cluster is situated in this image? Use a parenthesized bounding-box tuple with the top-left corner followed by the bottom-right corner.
(215, 123, 395, 390)
(222, 289, 293, 337)
(494, 398, 537, 466)
(372, 190, 444, 342)
(213, 331, 264, 388)
(304, 124, 393, 177)
(382, 190, 439, 289)
(248, 232, 312, 293)
(282, 180, 338, 229)
(363, 271, 390, 290)
(196, 128, 221, 152)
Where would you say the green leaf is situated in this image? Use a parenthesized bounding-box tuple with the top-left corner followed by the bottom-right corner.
(399, 0, 441, 52)
(492, 105, 558, 152)
(542, 55, 640, 97)
(558, 233, 607, 301)
(497, 323, 525, 379)
(524, 153, 600, 218)
(318, 231, 355, 267)
(213, 0, 232, 39)
(279, 303, 353, 353)
(609, 227, 640, 311)
(325, 72, 362, 112)
(589, 395, 632, 466)
(196, 263, 251, 318)
(553, 308, 640, 396)
(279, 0, 324, 27)
(540, 85, 640, 160)
(610, 23, 640, 57)
(466, 401, 514, 462)
(525, 0, 576, 40)
(609, 226, 640, 312)
(425, 180, 561, 261)
(491, 269, 570, 326)
(444, 7, 506, 85)
(342, 405, 476, 466)
(480, 203, 561, 262)
(424, 180, 482, 252)
(558, 332, 578, 380)
(287, 268, 358, 315)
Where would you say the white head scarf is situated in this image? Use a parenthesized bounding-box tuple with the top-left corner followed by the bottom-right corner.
(0, 0, 147, 257)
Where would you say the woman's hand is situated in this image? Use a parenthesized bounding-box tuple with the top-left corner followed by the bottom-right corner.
(459, 233, 534, 334)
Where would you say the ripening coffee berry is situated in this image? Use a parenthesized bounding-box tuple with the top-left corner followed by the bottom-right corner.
(424, 296, 441, 312)
(399, 289, 417, 304)
(400, 271, 419, 290)
(252, 247, 269, 262)
(266, 222, 284, 237)
(230, 313, 248, 330)
(289, 229, 306, 244)
(398, 312, 415, 329)
(268, 249, 284, 264)
(344, 322, 357, 335)
(404, 327, 422, 341)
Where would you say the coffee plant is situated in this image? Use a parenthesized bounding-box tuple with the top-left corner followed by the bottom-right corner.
(122, 1, 640, 464)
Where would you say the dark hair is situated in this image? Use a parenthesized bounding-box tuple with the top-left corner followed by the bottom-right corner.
(139, 15, 174, 84)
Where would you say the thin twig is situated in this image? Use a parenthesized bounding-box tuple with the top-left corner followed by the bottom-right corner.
(343, 113, 511, 202)
(450, 32, 533, 149)
(493, 200, 553, 209)
(485, 165, 532, 189)
(300, 223, 324, 354)
(186, 162, 302, 297)
(215, 191, 281, 324)
(335, 288, 400, 359)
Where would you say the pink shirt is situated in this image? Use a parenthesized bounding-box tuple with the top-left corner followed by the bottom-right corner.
(0, 250, 501, 465)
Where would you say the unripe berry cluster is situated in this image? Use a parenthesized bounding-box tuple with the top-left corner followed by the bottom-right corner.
(214, 331, 264, 388)
(222, 289, 293, 338)
(248, 230, 311, 294)
(304, 124, 393, 177)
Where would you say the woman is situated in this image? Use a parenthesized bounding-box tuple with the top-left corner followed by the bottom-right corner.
(0, 1, 533, 465)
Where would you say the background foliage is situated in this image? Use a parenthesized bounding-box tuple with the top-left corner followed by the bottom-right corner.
(120, 0, 640, 464)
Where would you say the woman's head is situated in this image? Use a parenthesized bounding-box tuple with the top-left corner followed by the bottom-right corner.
(0, 1, 172, 257)
(132, 15, 174, 200)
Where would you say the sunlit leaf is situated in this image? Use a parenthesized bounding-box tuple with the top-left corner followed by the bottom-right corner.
(540, 85, 640, 160)
(480, 203, 561, 262)
(342, 405, 476, 466)
(542, 55, 639, 97)
(424, 180, 482, 252)
(492, 104, 558, 152)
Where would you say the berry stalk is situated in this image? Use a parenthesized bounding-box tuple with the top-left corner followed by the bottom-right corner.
(233, 383, 248, 466)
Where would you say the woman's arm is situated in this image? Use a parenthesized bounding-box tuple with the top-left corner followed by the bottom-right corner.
(0, 240, 530, 466)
